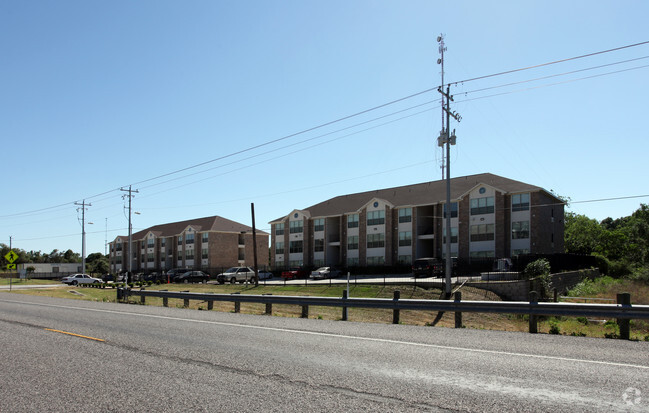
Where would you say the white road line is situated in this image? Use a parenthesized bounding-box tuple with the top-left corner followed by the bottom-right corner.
(2, 297, 648, 370)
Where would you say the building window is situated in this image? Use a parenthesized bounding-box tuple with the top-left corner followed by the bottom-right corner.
(470, 250, 495, 258)
(314, 218, 324, 232)
(367, 210, 385, 226)
(202, 232, 208, 243)
(116, 243, 122, 252)
(512, 221, 530, 239)
(147, 253, 154, 263)
(367, 233, 385, 249)
(313, 259, 324, 268)
(186, 233, 194, 244)
(147, 237, 155, 248)
(178, 235, 183, 245)
(275, 242, 284, 254)
(443, 227, 458, 244)
(289, 260, 303, 268)
(116, 256, 122, 264)
(275, 223, 285, 236)
(161, 238, 166, 247)
(398, 231, 412, 247)
(398, 255, 412, 265)
(289, 240, 303, 253)
(512, 249, 529, 256)
(185, 250, 194, 260)
(398, 208, 412, 223)
(512, 193, 530, 212)
(201, 248, 208, 259)
(347, 214, 359, 228)
(367, 256, 385, 265)
(314, 238, 324, 252)
(470, 197, 494, 215)
(443, 202, 458, 218)
(347, 236, 359, 250)
(470, 224, 495, 242)
(347, 257, 359, 266)
(289, 221, 303, 234)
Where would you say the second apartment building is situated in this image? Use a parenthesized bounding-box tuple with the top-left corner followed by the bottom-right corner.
(109, 215, 269, 274)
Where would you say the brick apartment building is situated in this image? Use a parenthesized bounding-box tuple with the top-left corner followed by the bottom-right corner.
(269, 173, 564, 269)
(108, 215, 269, 274)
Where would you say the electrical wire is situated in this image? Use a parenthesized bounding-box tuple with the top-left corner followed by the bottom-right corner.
(450, 40, 649, 86)
(2, 40, 649, 222)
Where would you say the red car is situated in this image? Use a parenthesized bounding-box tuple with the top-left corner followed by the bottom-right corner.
(281, 267, 309, 279)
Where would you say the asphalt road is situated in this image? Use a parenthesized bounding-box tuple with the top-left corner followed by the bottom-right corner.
(0, 293, 648, 412)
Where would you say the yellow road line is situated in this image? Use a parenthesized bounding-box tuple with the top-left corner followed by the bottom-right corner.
(45, 328, 105, 342)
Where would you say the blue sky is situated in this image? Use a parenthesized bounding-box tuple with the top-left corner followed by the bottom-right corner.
(1, 1, 648, 256)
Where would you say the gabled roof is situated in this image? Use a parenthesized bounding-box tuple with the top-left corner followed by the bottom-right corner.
(270, 173, 556, 222)
(115, 215, 268, 242)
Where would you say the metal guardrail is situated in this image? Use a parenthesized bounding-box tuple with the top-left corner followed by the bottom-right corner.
(119, 288, 646, 339)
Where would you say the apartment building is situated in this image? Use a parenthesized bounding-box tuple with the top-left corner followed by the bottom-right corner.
(269, 173, 564, 269)
(109, 215, 269, 274)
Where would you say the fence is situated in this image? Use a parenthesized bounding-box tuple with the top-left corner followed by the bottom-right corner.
(118, 288, 646, 340)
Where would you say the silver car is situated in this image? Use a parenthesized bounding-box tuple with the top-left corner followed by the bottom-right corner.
(61, 273, 103, 286)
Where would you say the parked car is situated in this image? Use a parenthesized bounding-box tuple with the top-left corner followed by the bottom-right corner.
(281, 267, 309, 280)
(174, 271, 210, 284)
(310, 267, 341, 279)
(166, 268, 192, 283)
(216, 267, 258, 284)
(61, 273, 104, 286)
(102, 274, 115, 282)
(258, 270, 273, 280)
(412, 258, 444, 278)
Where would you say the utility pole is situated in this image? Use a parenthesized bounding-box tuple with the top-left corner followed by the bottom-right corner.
(437, 34, 461, 298)
(104, 218, 108, 256)
(121, 186, 139, 284)
(75, 200, 91, 274)
(251, 203, 259, 286)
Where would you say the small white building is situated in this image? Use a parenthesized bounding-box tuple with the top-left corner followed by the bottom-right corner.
(18, 263, 82, 274)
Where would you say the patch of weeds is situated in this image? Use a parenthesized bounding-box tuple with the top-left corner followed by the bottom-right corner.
(317, 315, 323, 320)
(576, 317, 589, 325)
(570, 331, 586, 337)
(548, 320, 561, 335)
(644, 335, 649, 342)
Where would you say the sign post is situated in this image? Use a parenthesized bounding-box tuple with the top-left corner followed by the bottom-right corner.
(5, 250, 18, 290)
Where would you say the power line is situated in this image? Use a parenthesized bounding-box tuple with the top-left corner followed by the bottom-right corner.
(451, 40, 649, 86)
(3, 41, 649, 221)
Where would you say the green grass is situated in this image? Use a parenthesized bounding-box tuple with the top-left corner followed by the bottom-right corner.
(5, 279, 649, 340)
(0, 277, 61, 286)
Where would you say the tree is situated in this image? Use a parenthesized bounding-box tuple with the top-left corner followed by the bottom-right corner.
(564, 212, 603, 255)
(86, 253, 109, 274)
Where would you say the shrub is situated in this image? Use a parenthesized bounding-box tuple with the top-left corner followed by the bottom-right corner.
(549, 321, 560, 335)
(524, 258, 551, 278)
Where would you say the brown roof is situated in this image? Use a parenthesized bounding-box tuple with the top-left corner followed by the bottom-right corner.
(270, 173, 555, 222)
(117, 215, 267, 242)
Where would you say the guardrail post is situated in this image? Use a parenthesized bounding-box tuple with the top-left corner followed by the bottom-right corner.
(264, 294, 272, 315)
(529, 291, 538, 334)
(454, 291, 462, 328)
(301, 305, 309, 318)
(208, 301, 213, 311)
(161, 289, 168, 307)
(342, 290, 348, 321)
(553, 288, 558, 303)
(393, 290, 400, 324)
(617, 292, 631, 340)
(234, 301, 240, 313)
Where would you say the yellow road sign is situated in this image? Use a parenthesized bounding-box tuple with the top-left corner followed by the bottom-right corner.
(6, 263, 16, 270)
(4, 250, 18, 263)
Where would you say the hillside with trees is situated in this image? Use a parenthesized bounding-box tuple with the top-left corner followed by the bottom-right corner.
(565, 203, 649, 280)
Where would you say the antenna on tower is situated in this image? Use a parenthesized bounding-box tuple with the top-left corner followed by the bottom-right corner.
(437, 34, 447, 179)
